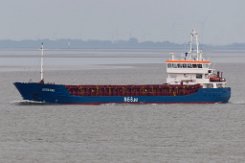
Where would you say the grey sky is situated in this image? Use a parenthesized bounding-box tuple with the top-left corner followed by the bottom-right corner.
(0, 0, 244, 45)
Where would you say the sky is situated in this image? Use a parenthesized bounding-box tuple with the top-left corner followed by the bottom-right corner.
(0, 0, 244, 45)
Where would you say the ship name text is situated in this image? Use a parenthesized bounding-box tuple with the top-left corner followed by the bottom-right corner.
(124, 97, 139, 103)
(42, 88, 55, 92)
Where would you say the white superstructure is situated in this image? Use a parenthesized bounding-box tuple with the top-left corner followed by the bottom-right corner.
(166, 30, 227, 88)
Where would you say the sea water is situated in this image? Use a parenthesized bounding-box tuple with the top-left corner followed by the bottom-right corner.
(0, 49, 245, 162)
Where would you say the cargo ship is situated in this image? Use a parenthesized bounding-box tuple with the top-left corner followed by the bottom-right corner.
(14, 30, 231, 104)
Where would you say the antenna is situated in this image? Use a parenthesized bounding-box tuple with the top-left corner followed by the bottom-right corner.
(189, 32, 193, 54)
(40, 43, 44, 83)
(193, 30, 199, 55)
(190, 29, 201, 60)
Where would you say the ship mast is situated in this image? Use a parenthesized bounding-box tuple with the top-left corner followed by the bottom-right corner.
(40, 43, 44, 83)
(189, 29, 202, 61)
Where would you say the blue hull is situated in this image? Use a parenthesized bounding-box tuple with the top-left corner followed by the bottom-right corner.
(14, 82, 231, 104)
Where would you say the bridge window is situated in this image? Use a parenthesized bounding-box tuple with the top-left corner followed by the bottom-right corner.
(173, 64, 177, 68)
(196, 74, 203, 79)
(198, 64, 202, 68)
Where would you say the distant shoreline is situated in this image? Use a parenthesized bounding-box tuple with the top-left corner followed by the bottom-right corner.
(0, 38, 245, 50)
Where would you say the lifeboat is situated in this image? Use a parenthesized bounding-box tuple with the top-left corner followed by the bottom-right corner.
(209, 75, 221, 82)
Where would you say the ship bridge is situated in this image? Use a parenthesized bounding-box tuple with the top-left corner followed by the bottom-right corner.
(165, 30, 227, 88)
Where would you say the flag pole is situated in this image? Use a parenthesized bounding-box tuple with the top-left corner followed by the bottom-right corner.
(40, 43, 44, 83)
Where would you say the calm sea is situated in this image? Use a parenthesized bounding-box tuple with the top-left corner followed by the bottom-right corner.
(0, 49, 245, 162)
